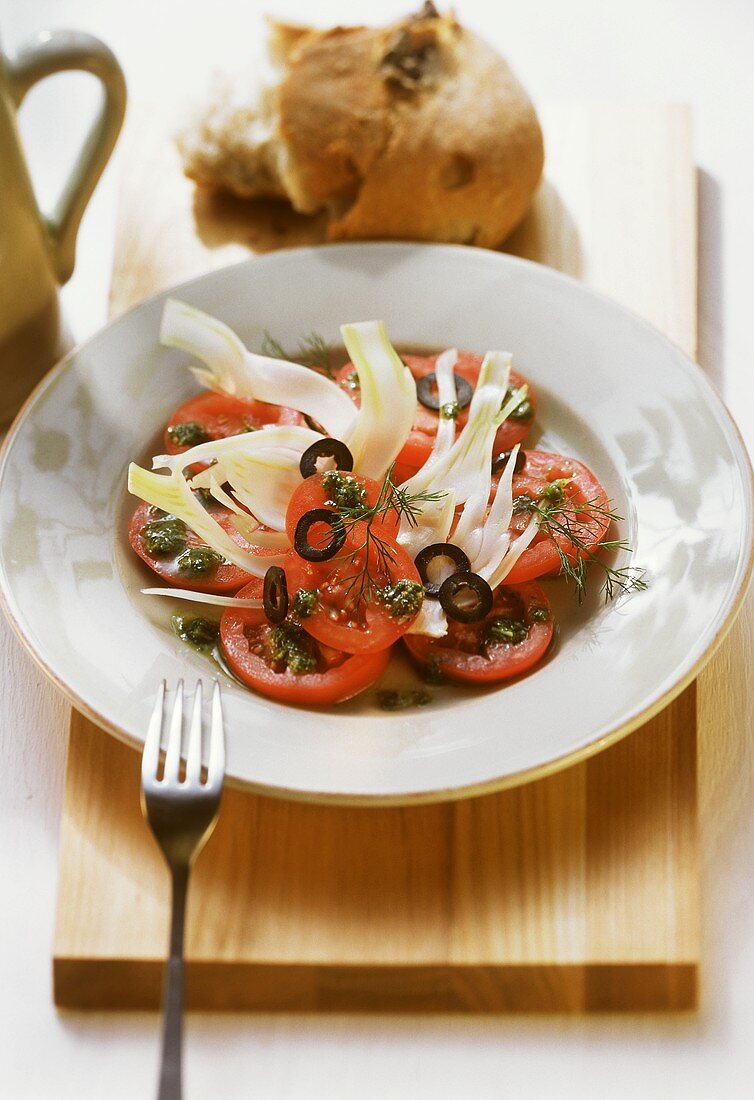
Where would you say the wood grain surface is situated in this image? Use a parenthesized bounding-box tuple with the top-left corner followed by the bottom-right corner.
(54, 102, 701, 1012)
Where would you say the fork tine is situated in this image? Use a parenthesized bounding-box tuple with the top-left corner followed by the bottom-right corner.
(207, 680, 225, 787)
(163, 680, 184, 783)
(186, 680, 203, 784)
(142, 680, 165, 784)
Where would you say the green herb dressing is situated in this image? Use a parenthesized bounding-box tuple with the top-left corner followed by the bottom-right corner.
(171, 614, 220, 652)
(379, 579, 425, 619)
(376, 689, 432, 711)
(142, 517, 187, 558)
(268, 622, 317, 675)
(167, 421, 210, 447)
(177, 546, 224, 578)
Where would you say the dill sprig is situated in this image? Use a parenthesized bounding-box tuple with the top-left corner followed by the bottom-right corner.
(313, 466, 444, 609)
(297, 333, 335, 376)
(261, 329, 336, 380)
(260, 331, 287, 359)
(333, 465, 445, 530)
(512, 484, 647, 604)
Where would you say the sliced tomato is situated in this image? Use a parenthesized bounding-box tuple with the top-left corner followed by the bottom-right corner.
(285, 471, 399, 543)
(220, 579, 389, 705)
(404, 582, 553, 684)
(164, 392, 302, 457)
(285, 537, 422, 654)
(338, 353, 537, 484)
(498, 450, 611, 584)
(128, 499, 259, 594)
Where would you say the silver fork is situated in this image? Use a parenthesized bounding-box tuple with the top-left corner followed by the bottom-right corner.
(141, 680, 225, 1100)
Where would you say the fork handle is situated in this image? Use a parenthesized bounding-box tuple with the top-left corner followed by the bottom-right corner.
(157, 865, 189, 1100)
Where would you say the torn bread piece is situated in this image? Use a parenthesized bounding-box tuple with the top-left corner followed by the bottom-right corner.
(178, 4, 544, 248)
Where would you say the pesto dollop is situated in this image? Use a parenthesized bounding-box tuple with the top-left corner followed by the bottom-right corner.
(539, 478, 572, 507)
(322, 470, 368, 512)
(530, 605, 551, 623)
(268, 622, 317, 675)
(440, 400, 460, 421)
(171, 614, 220, 652)
(142, 517, 187, 558)
(376, 689, 432, 711)
(167, 421, 210, 447)
(293, 588, 318, 618)
(379, 579, 424, 619)
(177, 546, 224, 577)
(485, 616, 529, 647)
(421, 659, 446, 685)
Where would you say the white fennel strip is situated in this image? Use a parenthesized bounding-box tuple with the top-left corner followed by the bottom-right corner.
(406, 599, 448, 638)
(452, 385, 530, 565)
(400, 351, 511, 504)
(397, 350, 511, 581)
(154, 425, 317, 531)
(229, 513, 291, 549)
(200, 471, 247, 516)
(397, 490, 456, 563)
(341, 321, 417, 480)
(485, 514, 540, 590)
(142, 588, 264, 608)
(468, 443, 520, 578)
(426, 348, 459, 464)
(160, 298, 356, 437)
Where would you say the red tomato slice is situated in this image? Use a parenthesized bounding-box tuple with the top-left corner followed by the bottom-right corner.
(337, 353, 537, 484)
(128, 499, 261, 594)
(164, 392, 302, 456)
(285, 471, 399, 543)
(499, 451, 611, 584)
(285, 537, 422, 654)
(220, 579, 390, 705)
(403, 582, 553, 684)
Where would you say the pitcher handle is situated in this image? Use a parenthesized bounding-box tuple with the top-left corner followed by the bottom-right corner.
(8, 29, 126, 284)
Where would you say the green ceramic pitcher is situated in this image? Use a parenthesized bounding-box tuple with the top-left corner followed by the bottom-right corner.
(0, 29, 126, 425)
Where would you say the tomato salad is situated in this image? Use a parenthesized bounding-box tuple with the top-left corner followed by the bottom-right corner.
(127, 302, 644, 708)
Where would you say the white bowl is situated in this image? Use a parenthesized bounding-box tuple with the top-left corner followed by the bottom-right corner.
(0, 243, 751, 803)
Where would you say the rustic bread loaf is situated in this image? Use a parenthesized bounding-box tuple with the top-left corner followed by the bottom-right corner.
(178, 5, 544, 248)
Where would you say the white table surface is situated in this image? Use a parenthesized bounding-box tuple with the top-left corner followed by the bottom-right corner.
(2, 1, 753, 1097)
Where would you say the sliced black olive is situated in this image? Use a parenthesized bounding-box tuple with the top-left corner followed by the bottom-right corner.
(439, 571, 493, 623)
(299, 438, 354, 478)
(416, 372, 473, 412)
(414, 542, 471, 598)
(492, 449, 527, 476)
(294, 508, 346, 562)
(263, 565, 289, 624)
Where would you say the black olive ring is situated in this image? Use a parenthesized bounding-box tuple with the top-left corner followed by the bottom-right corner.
(414, 542, 471, 599)
(416, 371, 473, 412)
(492, 448, 527, 476)
(299, 438, 354, 479)
(294, 508, 346, 563)
(263, 565, 289, 624)
(439, 571, 494, 623)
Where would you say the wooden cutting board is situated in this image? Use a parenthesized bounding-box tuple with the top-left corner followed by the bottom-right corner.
(53, 102, 699, 1012)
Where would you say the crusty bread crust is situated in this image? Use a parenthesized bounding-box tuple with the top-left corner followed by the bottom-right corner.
(181, 7, 544, 247)
(276, 25, 393, 216)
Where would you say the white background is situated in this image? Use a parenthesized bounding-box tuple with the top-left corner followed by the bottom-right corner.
(1, 1, 753, 1097)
